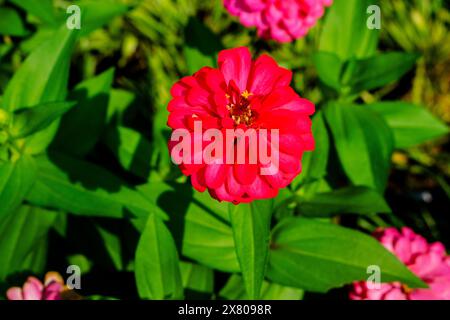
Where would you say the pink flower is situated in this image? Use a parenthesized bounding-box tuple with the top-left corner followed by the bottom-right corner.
(350, 227, 450, 300)
(7, 272, 67, 300)
(223, 0, 333, 42)
(168, 47, 315, 204)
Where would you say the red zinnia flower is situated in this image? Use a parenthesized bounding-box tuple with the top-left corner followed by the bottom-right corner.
(168, 47, 315, 203)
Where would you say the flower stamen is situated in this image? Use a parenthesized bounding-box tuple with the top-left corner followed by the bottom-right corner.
(226, 90, 255, 126)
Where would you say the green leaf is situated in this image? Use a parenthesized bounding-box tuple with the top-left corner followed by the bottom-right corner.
(95, 224, 123, 271)
(0, 205, 57, 281)
(267, 217, 427, 292)
(220, 274, 303, 300)
(2, 26, 77, 111)
(0, 155, 36, 217)
(135, 214, 183, 300)
(103, 126, 152, 179)
(52, 68, 115, 156)
(0, 43, 13, 62)
(151, 103, 172, 178)
(107, 89, 135, 123)
(343, 52, 419, 94)
(367, 102, 449, 148)
(9, 0, 59, 26)
(76, 0, 130, 37)
(292, 111, 330, 189)
(10, 101, 76, 139)
(25, 152, 163, 219)
(229, 200, 273, 299)
(180, 261, 214, 298)
(137, 182, 239, 272)
(319, 0, 379, 61)
(2, 26, 78, 155)
(183, 17, 222, 75)
(297, 186, 391, 217)
(0, 7, 29, 37)
(182, 191, 239, 272)
(21, 237, 49, 275)
(67, 254, 92, 274)
(324, 102, 394, 192)
(10, 0, 129, 33)
(313, 52, 343, 91)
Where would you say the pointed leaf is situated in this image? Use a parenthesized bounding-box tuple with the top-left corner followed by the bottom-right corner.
(9, 0, 59, 26)
(2, 27, 77, 111)
(344, 52, 419, 94)
(229, 199, 273, 299)
(180, 261, 214, 298)
(25, 152, 164, 219)
(0, 155, 36, 217)
(367, 102, 449, 148)
(324, 102, 394, 192)
(103, 126, 153, 179)
(292, 111, 330, 189)
(52, 68, 115, 156)
(135, 214, 183, 300)
(137, 182, 239, 273)
(0, 7, 29, 37)
(0, 205, 57, 281)
(313, 52, 343, 91)
(11, 101, 76, 139)
(2, 27, 78, 155)
(319, 0, 379, 60)
(297, 186, 391, 217)
(267, 217, 427, 292)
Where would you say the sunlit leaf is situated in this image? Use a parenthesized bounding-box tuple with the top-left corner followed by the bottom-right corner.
(319, 0, 379, 60)
(0, 7, 29, 37)
(297, 186, 391, 217)
(135, 214, 183, 300)
(367, 102, 449, 148)
(2, 27, 78, 155)
(343, 52, 419, 94)
(267, 217, 427, 292)
(103, 126, 152, 179)
(11, 101, 76, 139)
(0, 155, 36, 217)
(137, 182, 239, 273)
(324, 102, 394, 192)
(52, 68, 115, 156)
(229, 200, 273, 299)
(0, 205, 57, 281)
(25, 152, 163, 219)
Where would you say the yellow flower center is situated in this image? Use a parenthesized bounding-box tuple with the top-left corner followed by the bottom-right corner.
(226, 90, 255, 126)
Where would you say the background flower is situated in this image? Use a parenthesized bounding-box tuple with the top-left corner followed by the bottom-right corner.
(350, 227, 450, 300)
(223, 0, 333, 42)
(7, 272, 68, 301)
